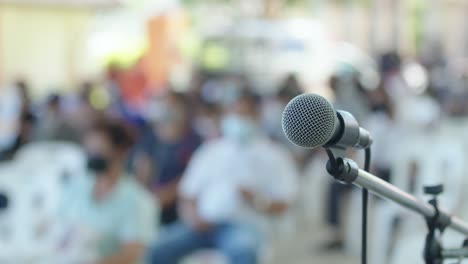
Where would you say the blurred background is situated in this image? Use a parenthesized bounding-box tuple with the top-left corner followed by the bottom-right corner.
(1, 0, 468, 263)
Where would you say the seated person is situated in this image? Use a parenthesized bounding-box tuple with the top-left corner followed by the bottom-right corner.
(148, 90, 299, 264)
(132, 91, 202, 226)
(0, 85, 21, 159)
(58, 119, 158, 264)
(33, 94, 79, 142)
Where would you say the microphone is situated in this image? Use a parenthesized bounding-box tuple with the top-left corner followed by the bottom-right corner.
(282, 93, 468, 264)
(281, 93, 372, 149)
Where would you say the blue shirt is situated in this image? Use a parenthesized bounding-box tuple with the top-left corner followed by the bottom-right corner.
(135, 127, 202, 187)
(132, 127, 201, 225)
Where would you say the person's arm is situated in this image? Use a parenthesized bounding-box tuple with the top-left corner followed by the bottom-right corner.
(133, 153, 153, 187)
(156, 136, 201, 208)
(241, 146, 299, 215)
(134, 152, 180, 208)
(177, 142, 214, 231)
(155, 178, 180, 208)
(96, 242, 144, 264)
(240, 188, 289, 215)
(178, 198, 211, 232)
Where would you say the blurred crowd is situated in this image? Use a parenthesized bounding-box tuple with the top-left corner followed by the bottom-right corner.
(1, 49, 468, 264)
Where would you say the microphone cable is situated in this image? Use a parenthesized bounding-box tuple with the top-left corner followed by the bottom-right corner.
(362, 147, 371, 264)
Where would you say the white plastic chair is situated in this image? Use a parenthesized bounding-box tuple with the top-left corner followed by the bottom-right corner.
(389, 133, 467, 264)
(369, 133, 431, 264)
(298, 155, 330, 227)
(0, 163, 23, 263)
(15, 141, 84, 168)
(14, 141, 85, 186)
(16, 165, 66, 263)
(0, 142, 87, 263)
(372, 132, 466, 264)
(0, 162, 62, 263)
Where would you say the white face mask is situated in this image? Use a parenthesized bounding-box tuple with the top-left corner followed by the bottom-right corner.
(221, 114, 257, 143)
(194, 116, 219, 140)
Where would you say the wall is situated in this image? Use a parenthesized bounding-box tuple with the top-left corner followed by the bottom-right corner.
(0, 5, 95, 98)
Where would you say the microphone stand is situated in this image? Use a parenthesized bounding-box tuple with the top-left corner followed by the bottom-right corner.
(325, 153, 468, 264)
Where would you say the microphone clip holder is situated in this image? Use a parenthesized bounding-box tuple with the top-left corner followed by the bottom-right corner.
(424, 184, 446, 264)
(423, 185, 468, 264)
(325, 148, 359, 184)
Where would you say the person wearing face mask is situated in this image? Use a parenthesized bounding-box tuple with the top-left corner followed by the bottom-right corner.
(58, 119, 157, 264)
(131, 91, 202, 227)
(33, 94, 78, 142)
(193, 101, 222, 141)
(147, 90, 299, 264)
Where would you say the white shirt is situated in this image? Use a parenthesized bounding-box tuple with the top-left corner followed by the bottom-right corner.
(179, 136, 299, 225)
(364, 112, 399, 169)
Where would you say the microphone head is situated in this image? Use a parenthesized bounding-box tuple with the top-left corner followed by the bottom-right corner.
(282, 93, 338, 148)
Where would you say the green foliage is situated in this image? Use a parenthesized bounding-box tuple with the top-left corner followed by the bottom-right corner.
(286, 0, 307, 5)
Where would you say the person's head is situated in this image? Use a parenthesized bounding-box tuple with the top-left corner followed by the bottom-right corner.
(221, 89, 261, 142)
(328, 75, 339, 93)
(79, 81, 94, 103)
(15, 79, 31, 112)
(278, 74, 302, 102)
(46, 94, 61, 113)
(106, 63, 121, 81)
(367, 86, 394, 118)
(228, 89, 260, 120)
(83, 119, 134, 177)
(379, 51, 401, 75)
(15, 79, 30, 100)
(153, 91, 191, 142)
(193, 101, 222, 140)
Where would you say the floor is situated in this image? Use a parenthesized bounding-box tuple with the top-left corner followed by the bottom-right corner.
(270, 224, 359, 264)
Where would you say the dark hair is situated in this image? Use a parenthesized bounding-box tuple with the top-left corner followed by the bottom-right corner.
(166, 90, 194, 121)
(79, 81, 94, 101)
(47, 94, 61, 107)
(15, 79, 31, 108)
(380, 52, 401, 73)
(88, 119, 135, 151)
(234, 88, 261, 116)
(168, 90, 191, 108)
(278, 74, 302, 100)
(237, 88, 260, 107)
(15, 79, 29, 94)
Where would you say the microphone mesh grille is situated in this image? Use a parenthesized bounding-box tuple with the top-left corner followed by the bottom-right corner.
(282, 94, 336, 148)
